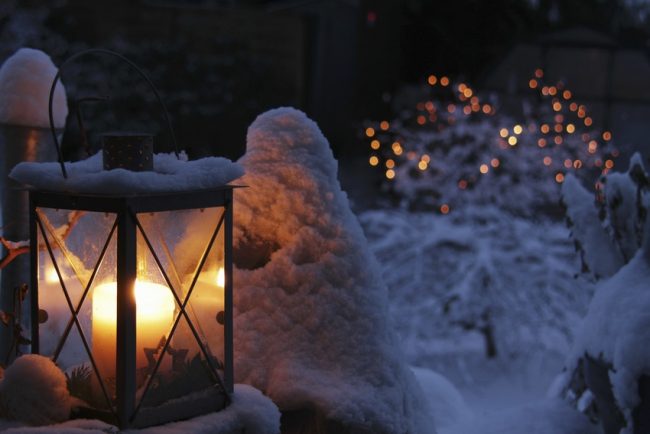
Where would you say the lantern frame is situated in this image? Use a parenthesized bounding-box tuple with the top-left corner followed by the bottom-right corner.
(28, 186, 236, 428)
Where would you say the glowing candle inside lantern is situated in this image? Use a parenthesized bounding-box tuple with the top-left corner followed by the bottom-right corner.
(92, 281, 175, 383)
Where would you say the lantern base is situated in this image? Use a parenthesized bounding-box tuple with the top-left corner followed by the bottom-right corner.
(71, 387, 228, 429)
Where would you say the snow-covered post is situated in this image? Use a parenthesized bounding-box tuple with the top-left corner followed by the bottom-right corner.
(0, 48, 67, 363)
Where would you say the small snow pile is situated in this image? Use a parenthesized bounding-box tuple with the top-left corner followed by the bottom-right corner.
(10, 151, 243, 194)
(0, 355, 71, 426)
(411, 367, 471, 429)
(440, 399, 598, 434)
(0, 48, 68, 129)
(126, 385, 280, 434)
(232, 108, 433, 433)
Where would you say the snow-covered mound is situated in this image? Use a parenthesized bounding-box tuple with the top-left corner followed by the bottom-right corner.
(0, 48, 68, 129)
(0, 355, 71, 426)
(440, 399, 598, 434)
(10, 152, 243, 194)
(569, 248, 650, 423)
(232, 108, 433, 433)
(412, 367, 471, 429)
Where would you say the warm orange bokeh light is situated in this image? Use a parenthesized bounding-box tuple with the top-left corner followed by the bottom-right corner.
(529, 79, 538, 89)
(603, 131, 612, 141)
(369, 156, 379, 166)
(386, 169, 395, 179)
(535, 68, 544, 78)
(543, 156, 552, 166)
(371, 140, 380, 150)
(490, 158, 500, 168)
(555, 173, 565, 183)
(365, 127, 375, 137)
(440, 76, 450, 86)
(479, 164, 489, 174)
(440, 204, 450, 214)
(428, 75, 438, 86)
(380, 121, 390, 131)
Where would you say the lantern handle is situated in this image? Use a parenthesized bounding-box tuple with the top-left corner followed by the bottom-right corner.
(48, 48, 180, 179)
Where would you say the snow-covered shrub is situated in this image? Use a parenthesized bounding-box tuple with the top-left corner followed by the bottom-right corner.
(561, 153, 648, 280)
(360, 205, 592, 363)
(231, 108, 433, 434)
(363, 71, 617, 217)
(560, 154, 650, 433)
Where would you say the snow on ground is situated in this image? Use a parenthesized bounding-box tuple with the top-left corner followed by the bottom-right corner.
(360, 205, 595, 430)
(230, 107, 432, 434)
(439, 399, 598, 434)
(10, 151, 243, 194)
(0, 384, 280, 434)
(0, 48, 67, 128)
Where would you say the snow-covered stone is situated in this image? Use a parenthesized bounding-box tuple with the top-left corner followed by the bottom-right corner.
(0, 48, 68, 129)
(9, 151, 243, 194)
(231, 107, 433, 433)
(0, 355, 71, 426)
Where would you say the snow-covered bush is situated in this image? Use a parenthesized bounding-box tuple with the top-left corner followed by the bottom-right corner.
(559, 154, 650, 433)
(231, 108, 433, 434)
(360, 205, 592, 363)
(561, 153, 648, 280)
(363, 71, 617, 217)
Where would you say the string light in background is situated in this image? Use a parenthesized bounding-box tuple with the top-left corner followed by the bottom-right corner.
(361, 67, 618, 210)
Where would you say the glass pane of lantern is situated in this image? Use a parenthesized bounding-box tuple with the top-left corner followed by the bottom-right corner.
(36, 208, 118, 412)
(136, 207, 224, 294)
(135, 310, 226, 418)
(36, 209, 116, 359)
(132, 208, 227, 421)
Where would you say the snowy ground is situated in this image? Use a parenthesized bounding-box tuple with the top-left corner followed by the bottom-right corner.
(359, 205, 597, 432)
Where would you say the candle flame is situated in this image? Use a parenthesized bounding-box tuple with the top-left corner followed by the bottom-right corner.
(93, 280, 175, 324)
(216, 267, 225, 288)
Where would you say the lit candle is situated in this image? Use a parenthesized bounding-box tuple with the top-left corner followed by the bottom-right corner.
(92, 281, 175, 384)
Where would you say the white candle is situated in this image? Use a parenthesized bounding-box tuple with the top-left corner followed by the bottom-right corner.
(92, 280, 175, 384)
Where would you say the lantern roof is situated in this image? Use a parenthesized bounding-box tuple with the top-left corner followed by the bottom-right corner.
(10, 151, 243, 196)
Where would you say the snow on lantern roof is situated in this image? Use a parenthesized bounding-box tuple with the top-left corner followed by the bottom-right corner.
(9, 151, 243, 195)
(0, 48, 68, 129)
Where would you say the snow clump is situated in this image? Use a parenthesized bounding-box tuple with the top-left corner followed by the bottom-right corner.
(232, 107, 433, 433)
(0, 354, 71, 426)
(0, 48, 68, 129)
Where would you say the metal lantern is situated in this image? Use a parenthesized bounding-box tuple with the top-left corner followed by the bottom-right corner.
(27, 50, 234, 428)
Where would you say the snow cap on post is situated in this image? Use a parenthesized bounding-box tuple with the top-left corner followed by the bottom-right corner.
(234, 107, 434, 434)
(0, 48, 68, 129)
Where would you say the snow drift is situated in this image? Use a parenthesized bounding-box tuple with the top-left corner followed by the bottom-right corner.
(231, 108, 433, 433)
